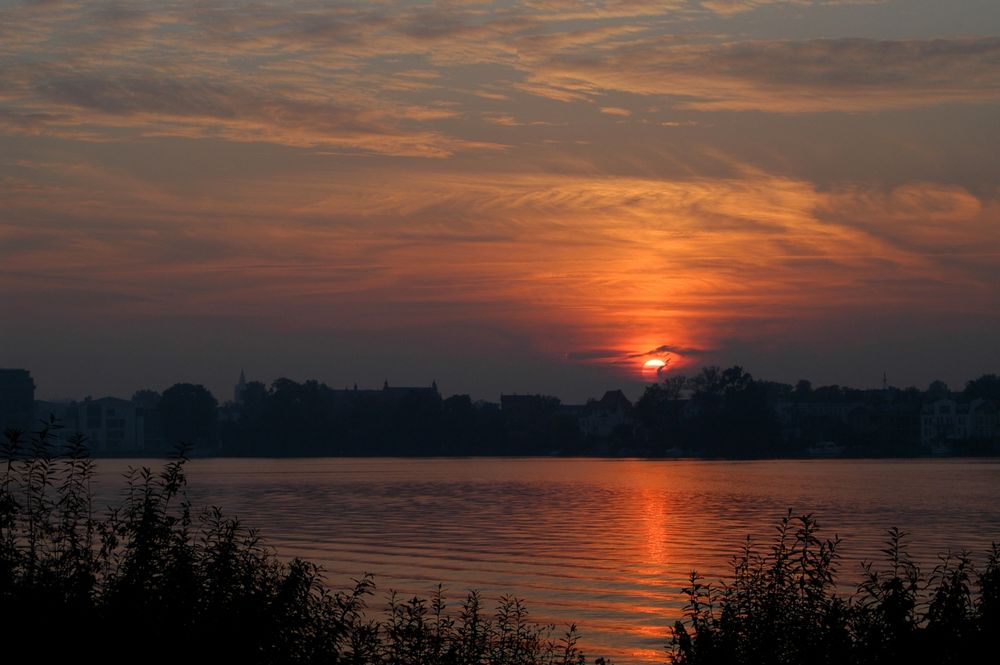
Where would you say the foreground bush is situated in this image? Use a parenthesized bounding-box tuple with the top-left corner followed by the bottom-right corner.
(0, 423, 587, 664)
(670, 513, 1000, 665)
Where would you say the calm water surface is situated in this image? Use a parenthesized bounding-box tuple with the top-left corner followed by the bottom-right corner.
(93, 458, 1000, 664)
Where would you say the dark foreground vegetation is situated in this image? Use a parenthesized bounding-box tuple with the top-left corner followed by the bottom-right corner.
(3, 424, 998, 664)
(671, 513, 1000, 665)
(0, 424, 588, 664)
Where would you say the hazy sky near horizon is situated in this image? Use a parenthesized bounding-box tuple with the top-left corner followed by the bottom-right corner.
(2, 0, 999, 402)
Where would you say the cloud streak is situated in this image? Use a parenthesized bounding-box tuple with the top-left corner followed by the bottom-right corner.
(1, 1, 997, 160)
(628, 345, 709, 358)
(527, 37, 1000, 112)
(3, 156, 997, 378)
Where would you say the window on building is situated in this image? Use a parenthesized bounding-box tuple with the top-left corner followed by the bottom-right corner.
(86, 405, 102, 429)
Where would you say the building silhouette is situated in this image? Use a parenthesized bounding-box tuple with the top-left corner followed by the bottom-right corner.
(0, 369, 35, 433)
(75, 397, 148, 453)
(380, 380, 441, 403)
(579, 389, 634, 438)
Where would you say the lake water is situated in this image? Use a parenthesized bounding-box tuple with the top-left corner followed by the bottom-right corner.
(92, 458, 1000, 664)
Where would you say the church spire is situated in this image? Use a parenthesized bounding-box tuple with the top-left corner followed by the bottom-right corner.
(235, 369, 248, 405)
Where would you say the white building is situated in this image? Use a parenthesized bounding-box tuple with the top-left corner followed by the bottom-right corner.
(920, 399, 999, 447)
(73, 397, 147, 453)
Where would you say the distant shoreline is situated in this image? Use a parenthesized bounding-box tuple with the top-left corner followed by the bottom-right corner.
(83, 451, 1000, 461)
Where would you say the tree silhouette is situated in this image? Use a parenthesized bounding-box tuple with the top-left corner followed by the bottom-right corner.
(965, 374, 1000, 402)
(161, 383, 218, 447)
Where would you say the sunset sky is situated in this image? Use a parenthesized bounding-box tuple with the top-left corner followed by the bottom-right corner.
(2, 0, 999, 402)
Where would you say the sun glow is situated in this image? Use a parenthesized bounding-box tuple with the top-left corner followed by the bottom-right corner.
(640, 357, 669, 381)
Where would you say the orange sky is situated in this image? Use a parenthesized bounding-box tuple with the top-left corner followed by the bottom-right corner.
(1, 0, 999, 401)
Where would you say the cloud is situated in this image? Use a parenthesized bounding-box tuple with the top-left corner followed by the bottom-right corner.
(4, 153, 996, 374)
(0, 3, 509, 156)
(817, 183, 995, 256)
(527, 37, 1000, 112)
(628, 344, 708, 358)
(698, 0, 887, 16)
(9, 68, 500, 155)
(483, 113, 523, 126)
(2, 0, 995, 165)
(565, 348, 625, 361)
(567, 342, 708, 368)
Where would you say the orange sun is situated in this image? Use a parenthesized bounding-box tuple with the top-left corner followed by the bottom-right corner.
(641, 358, 668, 380)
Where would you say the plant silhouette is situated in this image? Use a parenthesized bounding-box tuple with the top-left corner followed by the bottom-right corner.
(670, 512, 1000, 665)
(0, 421, 589, 664)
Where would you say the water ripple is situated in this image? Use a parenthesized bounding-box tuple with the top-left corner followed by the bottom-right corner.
(92, 458, 1000, 664)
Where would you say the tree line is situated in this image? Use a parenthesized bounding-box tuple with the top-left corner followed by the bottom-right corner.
(123, 369, 1000, 457)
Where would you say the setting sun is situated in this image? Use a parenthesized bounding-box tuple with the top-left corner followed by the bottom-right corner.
(642, 359, 668, 380)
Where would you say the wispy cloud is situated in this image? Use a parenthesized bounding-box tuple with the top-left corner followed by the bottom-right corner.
(628, 345, 708, 358)
(527, 37, 1000, 112)
(3, 155, 997, 373)
(2, 1, 991, 161)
